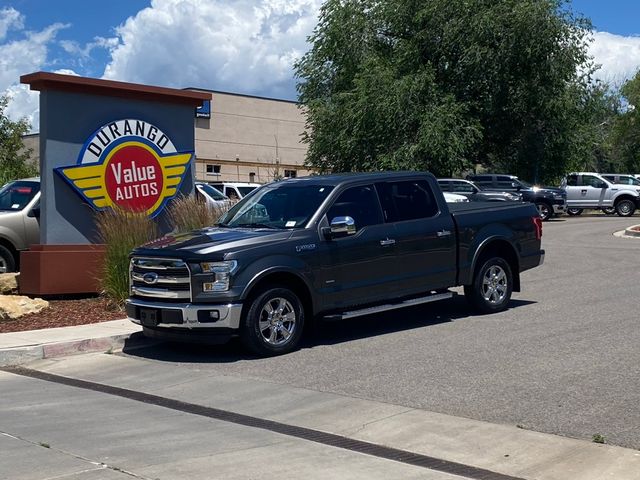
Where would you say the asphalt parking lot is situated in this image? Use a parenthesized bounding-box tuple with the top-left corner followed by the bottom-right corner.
(108, 214, 639, 450)
(1, 214, 639, 480)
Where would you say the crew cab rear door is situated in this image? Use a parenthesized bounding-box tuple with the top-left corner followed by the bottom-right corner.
(375, 179, 457, 295)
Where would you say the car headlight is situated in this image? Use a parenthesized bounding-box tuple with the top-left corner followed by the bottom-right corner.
(553, 193, 564, 199)
(507, 193, 520, 201)
(201, 260, 238, 292)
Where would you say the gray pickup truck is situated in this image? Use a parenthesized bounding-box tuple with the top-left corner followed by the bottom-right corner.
(0, 178, 40, 273)
(126, 172, 545, 356)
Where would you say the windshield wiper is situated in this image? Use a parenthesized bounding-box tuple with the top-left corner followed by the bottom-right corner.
(215, 223, 230, 228)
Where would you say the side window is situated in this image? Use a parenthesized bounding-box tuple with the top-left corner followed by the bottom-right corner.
(326, 185, 383, 229)
(579, 175, 603, 188)
(470, 175, 493, 188)
(376, 180, 438, 222)
(496, 176, 516, 189)
(452, 181, 474, 193)
(565, 175, 578, 186)
(437, 181, 452, 192)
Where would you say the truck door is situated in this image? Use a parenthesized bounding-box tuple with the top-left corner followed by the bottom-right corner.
(578, 174, 610, 207)
(375, 179, 457, 295)
(318, 184, 399, 309)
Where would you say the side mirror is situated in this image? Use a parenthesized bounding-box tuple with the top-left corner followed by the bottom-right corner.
(327, 216, 356, 238)
(28, 206, 40, 218)
(598, 182, 608, 189)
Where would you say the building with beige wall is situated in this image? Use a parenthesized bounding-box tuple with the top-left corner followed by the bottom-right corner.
(189, 89, 311, 184)
(21, 88, 311, 185)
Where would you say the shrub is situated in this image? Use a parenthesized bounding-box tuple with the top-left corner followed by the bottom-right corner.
(166, 195, 232, 233)
(95, 209, 159, 306)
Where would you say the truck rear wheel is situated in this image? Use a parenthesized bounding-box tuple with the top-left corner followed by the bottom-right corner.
(615, 199, 636, 217)
(0, 245, 16, 274)
(240, 286, 305, 356)
(464, 257, 513, 314)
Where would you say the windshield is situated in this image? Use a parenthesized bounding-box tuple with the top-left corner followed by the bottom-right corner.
(0, 180, 39, 211)
(239, 186, 257, 197)
(219, 184, 334, 228)
(518, 180, 533, 188)
(197, 183, 227, 200)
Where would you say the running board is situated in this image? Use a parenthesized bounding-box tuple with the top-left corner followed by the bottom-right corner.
(323, 291, 454, 322)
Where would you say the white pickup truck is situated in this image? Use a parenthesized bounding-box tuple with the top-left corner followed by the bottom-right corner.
(561, 172, 640, 216)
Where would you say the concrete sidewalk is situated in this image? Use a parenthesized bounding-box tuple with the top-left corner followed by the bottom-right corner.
(0, 319, 140, 366)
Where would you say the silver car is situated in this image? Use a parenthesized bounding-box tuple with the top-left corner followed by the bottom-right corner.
(0, 178, 40, 272)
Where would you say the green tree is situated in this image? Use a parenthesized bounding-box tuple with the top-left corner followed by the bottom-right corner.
(609, 70, 640, 173)
(0, 95, 36, 186)
(296, 0, 601, 183)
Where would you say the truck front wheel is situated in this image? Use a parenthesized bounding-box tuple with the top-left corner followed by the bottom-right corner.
(615, 199, 636, 217)
(240, 286, 305, 356)
(464, 257, 513, 314)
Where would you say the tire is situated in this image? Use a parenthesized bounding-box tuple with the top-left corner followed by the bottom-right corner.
(0, 245, 16, 274)
(602, 207, 616, 215)
(240, 286, 305, 356)
(615, 199, 636, 217)
(567, 208, 583, 216)
(464, 257, 513, 314)
(535, 202, 552, 221)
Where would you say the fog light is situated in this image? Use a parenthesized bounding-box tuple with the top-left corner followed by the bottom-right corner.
(209, 310, 220, 320)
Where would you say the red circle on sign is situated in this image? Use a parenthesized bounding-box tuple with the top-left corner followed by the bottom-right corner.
(104, 145, 164, 212)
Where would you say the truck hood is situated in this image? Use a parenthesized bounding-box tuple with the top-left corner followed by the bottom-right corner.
(526, 186, 565, 195)
(132, 227, 293, 258)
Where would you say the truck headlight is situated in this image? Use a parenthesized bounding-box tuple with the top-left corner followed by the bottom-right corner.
(201, 260, 238, 292)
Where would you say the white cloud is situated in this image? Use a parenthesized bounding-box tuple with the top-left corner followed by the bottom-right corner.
(102, 0, 322, 99)
(0, 7, 23, 40)
(0, 7, 68, 129)
(589, 31, 640, 87)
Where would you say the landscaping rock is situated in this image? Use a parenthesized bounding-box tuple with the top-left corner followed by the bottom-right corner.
(0, 295, 49, 320)
(0, 273, 18, 294)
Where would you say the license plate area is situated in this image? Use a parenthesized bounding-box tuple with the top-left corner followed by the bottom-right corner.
(139, 308, 159, 327)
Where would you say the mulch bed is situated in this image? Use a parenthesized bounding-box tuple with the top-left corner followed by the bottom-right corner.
(0, 296, 126, 333)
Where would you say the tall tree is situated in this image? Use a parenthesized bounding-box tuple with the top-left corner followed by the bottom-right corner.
(609, 70, 640, 173)
(0, 95, 36, 186)
(296, 0, 600, 183)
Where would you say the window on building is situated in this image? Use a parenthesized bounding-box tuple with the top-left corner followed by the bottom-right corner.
(206, 164, 221, 175)
(284, 169, 297, 178)
(249, 172, 256, 182)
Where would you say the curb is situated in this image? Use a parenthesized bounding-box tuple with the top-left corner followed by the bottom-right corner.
(0, 331, 144, 367)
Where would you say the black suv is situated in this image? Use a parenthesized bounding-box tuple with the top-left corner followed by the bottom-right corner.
(466, 174, 566, 221)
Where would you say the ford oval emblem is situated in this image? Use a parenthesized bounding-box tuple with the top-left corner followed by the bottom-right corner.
(142, 272, 159, 285)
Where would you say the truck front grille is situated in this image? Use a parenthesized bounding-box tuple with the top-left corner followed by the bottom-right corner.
(130, 257, 191, 302)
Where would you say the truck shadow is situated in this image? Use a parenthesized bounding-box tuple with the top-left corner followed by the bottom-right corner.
(120, 296, 535, 364)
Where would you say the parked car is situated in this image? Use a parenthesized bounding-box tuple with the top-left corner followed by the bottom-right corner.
(466, 174, 566, 221)
(561, 172, 640, 217)
(0, 178, 41, 273)
(209, 182, 260, 200)
(438, 178, 522, 203)
(126, 172, 544, 356)
(194, 182, 231, 207)
(601, 174, 640, 186)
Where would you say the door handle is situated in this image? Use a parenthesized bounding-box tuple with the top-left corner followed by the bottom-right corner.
(581, 189, 587, 194)
(437, 230, 452, 237)
(379, 238, 396, 246)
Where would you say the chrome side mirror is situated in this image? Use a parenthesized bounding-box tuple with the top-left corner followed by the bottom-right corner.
(330, 216, 356, 237)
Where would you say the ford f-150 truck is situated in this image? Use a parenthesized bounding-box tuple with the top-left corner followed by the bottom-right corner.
(126, 172, 544, 356)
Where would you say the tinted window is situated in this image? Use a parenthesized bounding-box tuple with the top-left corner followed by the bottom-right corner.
(0, 180, 39, 211)
(565, 175, 578, 186)
(579, 175, 604, 188)
(196, 183, 227, 200)
(327, 185, 383, 229)
(437, 180, 452, 192)
(376, 180, 438, 222)
(468, 175, 493, 187)
(239, 186, 258, 196)
(451, 181, 475, 193)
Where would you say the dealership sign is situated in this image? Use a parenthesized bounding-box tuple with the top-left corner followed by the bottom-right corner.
(56, 119, 192, 217)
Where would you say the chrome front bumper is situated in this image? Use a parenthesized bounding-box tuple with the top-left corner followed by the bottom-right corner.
(126, 298, 243, 330)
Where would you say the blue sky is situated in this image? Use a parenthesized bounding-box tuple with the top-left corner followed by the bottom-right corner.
(1, 0, 639, 130)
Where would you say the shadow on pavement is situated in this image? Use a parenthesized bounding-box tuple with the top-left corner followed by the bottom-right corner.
(120, 295, 536, 364)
